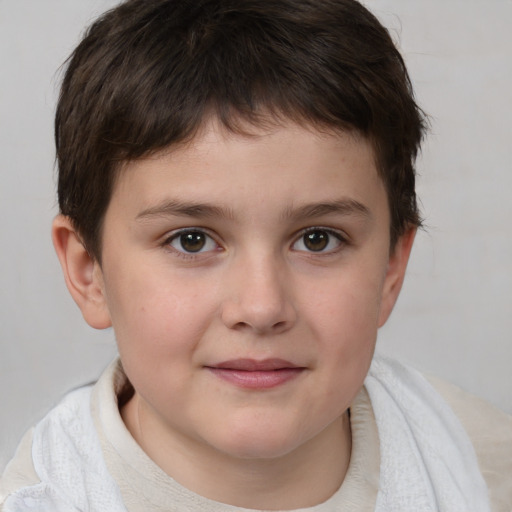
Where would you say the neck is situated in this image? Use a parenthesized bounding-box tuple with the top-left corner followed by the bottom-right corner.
(122, 395, 352, 510)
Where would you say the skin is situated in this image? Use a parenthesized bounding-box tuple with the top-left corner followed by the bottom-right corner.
(53, 120, 415, 510)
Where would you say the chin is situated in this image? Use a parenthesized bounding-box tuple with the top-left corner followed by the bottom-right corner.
(207, 420, 309, 461)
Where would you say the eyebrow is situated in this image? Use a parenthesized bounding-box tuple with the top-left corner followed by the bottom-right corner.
(136, 200, 235, 221)
(283, 199, 371, 221)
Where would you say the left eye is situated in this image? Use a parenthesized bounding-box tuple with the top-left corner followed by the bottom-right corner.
(168, 230, 218, 253)
(292, 229, 343, 253)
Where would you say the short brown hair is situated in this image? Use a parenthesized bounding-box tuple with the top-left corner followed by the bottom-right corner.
(56, 0, 426, 261)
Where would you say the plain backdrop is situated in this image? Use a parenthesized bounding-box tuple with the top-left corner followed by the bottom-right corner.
(1, 0, 511, 472)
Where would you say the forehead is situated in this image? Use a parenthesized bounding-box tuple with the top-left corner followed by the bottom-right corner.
(108, 120, 387, 225)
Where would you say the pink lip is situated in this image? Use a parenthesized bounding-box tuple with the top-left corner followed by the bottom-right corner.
(206, 359, 305, 389)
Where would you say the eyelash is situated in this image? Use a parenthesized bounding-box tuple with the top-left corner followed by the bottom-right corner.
(162, 226, 349, 259)
(291, 227, 348, 255)
(162, 228, 221, 259)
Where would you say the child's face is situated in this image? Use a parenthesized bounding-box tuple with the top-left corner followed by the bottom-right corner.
(60, 120, 412, 464)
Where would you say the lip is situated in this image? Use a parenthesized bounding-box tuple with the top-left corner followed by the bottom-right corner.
(206, 358, 305, 389)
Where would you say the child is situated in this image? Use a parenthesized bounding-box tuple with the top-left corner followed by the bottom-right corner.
(1, 0, 511, 511)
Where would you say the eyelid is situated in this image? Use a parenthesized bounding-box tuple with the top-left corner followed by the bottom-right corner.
(291, 226, 349, 253)
(163, 227, 222, 257)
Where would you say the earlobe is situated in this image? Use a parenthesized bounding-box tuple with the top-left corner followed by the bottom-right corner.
(52, 215, 112, 329)
(377, 228, 416, 327)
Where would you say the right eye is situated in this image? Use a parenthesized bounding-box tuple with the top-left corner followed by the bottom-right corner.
(167, 230, 218, 254)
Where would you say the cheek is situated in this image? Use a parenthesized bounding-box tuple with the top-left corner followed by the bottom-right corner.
(304, 259, 387, 381)
(306, 262, 386, 338)
(105, 269, 218, 360)
(109, 275, 217, 408)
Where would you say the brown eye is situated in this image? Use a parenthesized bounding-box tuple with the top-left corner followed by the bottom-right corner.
(303, 230, 329, 251)
(180, 232, 206, 252)
(292, 228, 344, 253)
(169, 230, 217, 254)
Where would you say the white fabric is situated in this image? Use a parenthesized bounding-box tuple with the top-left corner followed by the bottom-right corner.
(366, 356, 491, 512)
(2, 387, 127, 512)
(2, 356, 491, 512)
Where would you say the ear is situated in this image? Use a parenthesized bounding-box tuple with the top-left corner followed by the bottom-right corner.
(52, 215, 112, 329)
(378, 227, 416, 327)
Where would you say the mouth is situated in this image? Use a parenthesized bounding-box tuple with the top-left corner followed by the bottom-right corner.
(205, 359, 306, 389)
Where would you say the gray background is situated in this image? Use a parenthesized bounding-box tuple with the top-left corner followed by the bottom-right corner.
(1, 0, 511, 471)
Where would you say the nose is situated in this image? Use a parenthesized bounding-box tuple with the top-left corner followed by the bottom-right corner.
(220, 253, 297, 335)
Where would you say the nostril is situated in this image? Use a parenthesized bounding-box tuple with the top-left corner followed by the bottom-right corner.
(229, 319, 289, 334)
(232, 321, 249, 331)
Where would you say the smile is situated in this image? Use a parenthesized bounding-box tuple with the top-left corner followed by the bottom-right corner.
(206, 359, 305, 389)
